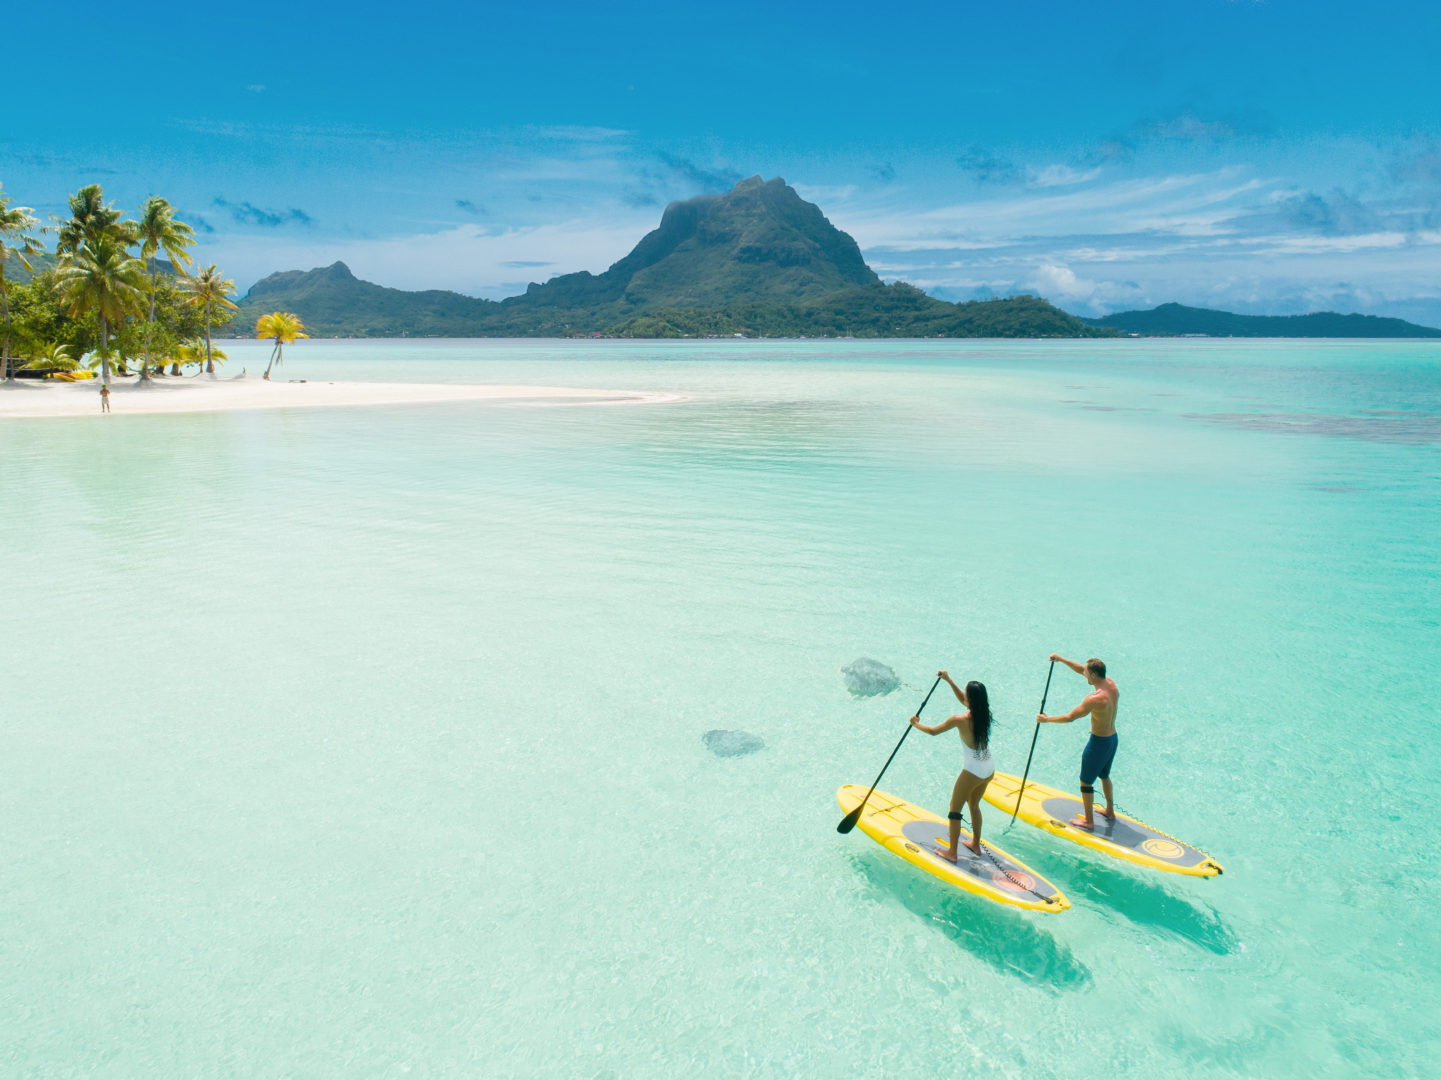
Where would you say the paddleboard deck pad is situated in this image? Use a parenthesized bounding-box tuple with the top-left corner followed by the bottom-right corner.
(982, 772, 1223, 877)
(837, 785, 1069, 913)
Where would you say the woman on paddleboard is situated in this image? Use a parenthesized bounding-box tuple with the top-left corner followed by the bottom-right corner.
(910, 671, 994, 861)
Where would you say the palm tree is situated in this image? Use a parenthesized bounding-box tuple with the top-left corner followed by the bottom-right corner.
(135, 196, 195, 381)
(55, 184, 133, 257)
(173, 340, 226, 374)
(0, 186, 45, 382)
(55, 234, 147, 386)
(182, 265, 237, 376)
(257, 312, 308, 380)
(24, 342, 77, 372)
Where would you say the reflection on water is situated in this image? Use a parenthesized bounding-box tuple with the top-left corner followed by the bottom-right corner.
(846, 851, 1092, 990)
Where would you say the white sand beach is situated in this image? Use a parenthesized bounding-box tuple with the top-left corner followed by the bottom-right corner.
(0, 375, 685, 418)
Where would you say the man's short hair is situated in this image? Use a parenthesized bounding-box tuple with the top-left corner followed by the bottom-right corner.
(1086, 658, 1106, 679)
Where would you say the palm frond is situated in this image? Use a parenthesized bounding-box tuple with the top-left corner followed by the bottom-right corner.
(183, 265, 239, 311)
(137, 195, 197, 271)
(55, 233, 149, 324)
(24, 342, 78, 370)
(0, 190, 43, 276)
(255, 311, 309, 343)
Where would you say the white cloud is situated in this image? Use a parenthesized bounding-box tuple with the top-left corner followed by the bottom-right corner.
(792, 183, 858, 205)
(840, 169, 1273, 254)
(169, 118, 397, 143)
(528, 125, 631, 142)
(1252, 231, 1411, 255)
(213, 215, 656, 297)
(1026, 263, 1146, 314)
(1027, 164, 1102, 188)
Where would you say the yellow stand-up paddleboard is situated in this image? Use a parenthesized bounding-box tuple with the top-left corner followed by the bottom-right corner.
(836, 785, 1070, 913)
(983, 772, 1224, 878)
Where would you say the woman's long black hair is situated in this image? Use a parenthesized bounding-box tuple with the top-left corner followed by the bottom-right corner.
(967, 681, 992, 749)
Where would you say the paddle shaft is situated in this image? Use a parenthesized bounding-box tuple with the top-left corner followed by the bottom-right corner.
(1009, 660, 1055, 827)
(836, 676, 944, 834)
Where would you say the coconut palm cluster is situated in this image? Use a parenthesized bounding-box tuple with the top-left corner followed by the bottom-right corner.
(0, 181, 304, 384)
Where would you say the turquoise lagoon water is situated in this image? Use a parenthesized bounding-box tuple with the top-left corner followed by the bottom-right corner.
(2, 339, 1438, 1078)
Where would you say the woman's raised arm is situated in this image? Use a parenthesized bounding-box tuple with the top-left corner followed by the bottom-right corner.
(911, 713, 965, 736)
(938, 670, 968, 707)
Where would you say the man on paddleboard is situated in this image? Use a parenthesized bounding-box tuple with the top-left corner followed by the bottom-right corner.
(1037, 655, 1117, 831)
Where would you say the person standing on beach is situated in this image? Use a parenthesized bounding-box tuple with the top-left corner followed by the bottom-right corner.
(1037, 654, 1118, 831)
(910, 670, 995, 860)
(99, 384, 110, 413)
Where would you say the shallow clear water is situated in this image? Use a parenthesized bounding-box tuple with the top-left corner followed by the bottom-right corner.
(3, 339, 1438, 1078)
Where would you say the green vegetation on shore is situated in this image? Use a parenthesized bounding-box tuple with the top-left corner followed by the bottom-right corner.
(0, 180, 309, 382)
(0, 182, 240, 381)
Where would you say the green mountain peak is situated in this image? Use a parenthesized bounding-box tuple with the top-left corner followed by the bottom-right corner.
(515, 175, 878, 310)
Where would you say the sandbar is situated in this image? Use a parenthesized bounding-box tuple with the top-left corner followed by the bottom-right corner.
(0, 375, 685, 419)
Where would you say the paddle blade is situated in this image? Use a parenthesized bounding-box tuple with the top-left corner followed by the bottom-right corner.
(837, 806, 864, 834)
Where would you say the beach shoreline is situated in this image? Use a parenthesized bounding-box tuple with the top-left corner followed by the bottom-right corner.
(0, 375, 686, 419)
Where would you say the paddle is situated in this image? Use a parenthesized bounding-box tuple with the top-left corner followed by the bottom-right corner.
(1009, 659, 1055, 828)
(836, 676, 943, 834)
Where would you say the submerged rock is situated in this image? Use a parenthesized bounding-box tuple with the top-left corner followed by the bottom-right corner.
(704, 729, 765, 758)
(841, 657, 900, 697)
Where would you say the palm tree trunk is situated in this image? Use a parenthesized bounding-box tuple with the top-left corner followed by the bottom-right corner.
(141, 260, 156, 381)
(264, 340, 278, 380)
(99, 318, 111, 386)
(201, 309, 212, 377)
(1, 265, 12, 382)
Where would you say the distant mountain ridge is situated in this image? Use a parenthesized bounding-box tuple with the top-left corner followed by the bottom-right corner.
(1089, 302, 1441, 338)
(7, 251, 181, 281)
(231, 176, 1106, 339)
(241, 261, 500, 337)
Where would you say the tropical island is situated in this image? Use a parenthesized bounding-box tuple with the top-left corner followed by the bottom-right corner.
(230, 176, 1441, 339)
(231, 177, 1108, 339)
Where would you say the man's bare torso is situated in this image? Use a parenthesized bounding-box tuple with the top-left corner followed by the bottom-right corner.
(1087, 678, 1119, 737)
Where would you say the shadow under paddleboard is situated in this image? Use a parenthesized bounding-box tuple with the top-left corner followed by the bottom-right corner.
(846, 850, 1092, 991)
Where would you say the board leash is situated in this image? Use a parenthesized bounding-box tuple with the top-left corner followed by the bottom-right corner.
(979, 840, 1055, 904)
(955, 808, 1056, 904)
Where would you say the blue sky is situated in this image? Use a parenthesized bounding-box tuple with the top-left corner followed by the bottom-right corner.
(6, 0, 1441, 323)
